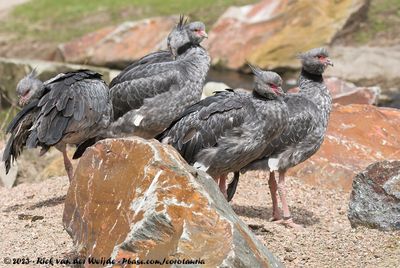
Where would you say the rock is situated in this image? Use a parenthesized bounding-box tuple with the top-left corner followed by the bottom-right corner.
(202, 81, 230, 99)
(348, 160, 400, 230)
(288, 77, 381, 105)
(288, 104, 400, 192)
(56, 16, 177, 68)
(325, 45, 400, 90)
(206, 0, 368, 70)
(0, 57, 119, 108)
(63, 137, 282, 267)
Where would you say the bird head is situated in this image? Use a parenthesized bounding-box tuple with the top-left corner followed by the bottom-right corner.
(16, 68, 43, 106)
(167, 16, 207, 58)
(298, 47, 333, 75)
(248, 63, 284, 99)
(185, 21, 208, 45)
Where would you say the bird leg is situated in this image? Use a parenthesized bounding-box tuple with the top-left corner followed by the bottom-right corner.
(218, 174, 228, 199)
(275, 171, 303, 229)
(268, 172, 281, 221)
(57, 144, 74, 182)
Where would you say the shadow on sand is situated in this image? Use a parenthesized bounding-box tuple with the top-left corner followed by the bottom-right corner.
(231, 204, 320, 227)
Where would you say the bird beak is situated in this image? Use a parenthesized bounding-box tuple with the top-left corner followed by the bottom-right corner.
(277, 87, 284, 96)
(200, 30, 208, 39)
(325, 58, 333, 66)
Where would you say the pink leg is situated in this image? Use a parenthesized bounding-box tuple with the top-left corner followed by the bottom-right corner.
(268, 172, 281, 221)
(59, 145, 73, 182)
(276, 171, 303, 229)
(219, 174, 228, 199)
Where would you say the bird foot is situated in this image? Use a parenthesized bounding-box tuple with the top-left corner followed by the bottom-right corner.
(269, 216, 282, 222)
(273, 217, 304, 229)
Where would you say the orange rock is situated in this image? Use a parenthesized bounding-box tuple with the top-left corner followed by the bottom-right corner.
(56, 17, 177, 67)
(206, 0, 367, 70)
(288, 104, 400, 192)
(63, 137, 282, 267)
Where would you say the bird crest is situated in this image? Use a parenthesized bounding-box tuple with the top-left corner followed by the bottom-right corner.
(28, 67, 38, 78)
(247, 62, 263, 78)
(177, 14, 188, 30)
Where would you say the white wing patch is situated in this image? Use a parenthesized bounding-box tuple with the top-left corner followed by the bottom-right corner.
(133, 114, 144, 126)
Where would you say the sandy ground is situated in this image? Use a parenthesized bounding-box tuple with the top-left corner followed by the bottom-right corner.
(0, 173, 399, 268)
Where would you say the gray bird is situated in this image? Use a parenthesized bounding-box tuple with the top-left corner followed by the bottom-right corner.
(159, 66, 289, 198)
(107, 16, 210, 138)
(109, 17, 207, 89)
(2, 69, 112, 181)
(227, 47, 333, 228)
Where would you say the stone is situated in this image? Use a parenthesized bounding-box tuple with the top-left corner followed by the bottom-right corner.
(63, 137, 282, 267)
(325, 45, 400, 90)
(288, 77, 381, 105)
(201, 81, 230, 99)
(348, 160, 400, 230)
(0, 57, 119, 108)
(56, 16, 177, 68)
(288, 104, 400, 192)
(206, 0, 368, 70)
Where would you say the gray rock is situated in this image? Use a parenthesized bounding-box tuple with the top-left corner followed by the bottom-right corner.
(325, 45, 400, 90)
(348, 160, 400, 231)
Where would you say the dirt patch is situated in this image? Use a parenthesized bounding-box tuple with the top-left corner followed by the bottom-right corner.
(0, 177, 73, 268)
(0, 172, 399, 267)
(232, 171, 400, 267)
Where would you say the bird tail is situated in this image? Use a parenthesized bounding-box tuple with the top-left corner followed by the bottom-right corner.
(227, 172, 240, 202)
(2, 132, 16, 174)
(2, 100, 39, 174)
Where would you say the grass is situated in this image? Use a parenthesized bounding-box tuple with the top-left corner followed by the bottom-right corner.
(0, 0, 258, 43)
(354, 0, 400, 44)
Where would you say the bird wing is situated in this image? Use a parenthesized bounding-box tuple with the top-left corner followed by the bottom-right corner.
(109, 50, 173, 87)
(2, 100, 39, 173)
(160, 91, 249, 164)
(110, 61, 183, 119)
(262, 94, 319, 157)
(26, 70, 110, 147)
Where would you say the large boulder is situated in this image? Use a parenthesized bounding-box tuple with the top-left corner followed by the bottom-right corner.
(325, 45, 400, 90)
(348, 161, 400, 231)
(56, 16, 177, 68)
(206, 0, 368, 70)
(288, 104, 400, 192)
(0, 57, 118, 108)
(63, 137, 282, 267)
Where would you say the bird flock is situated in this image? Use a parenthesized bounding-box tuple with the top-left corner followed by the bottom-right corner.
(2, 16, 333, 229)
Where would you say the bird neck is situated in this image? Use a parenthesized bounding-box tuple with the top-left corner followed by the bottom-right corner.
(298, 68, 332, 126)
(252, 90, 278, 100)
(177, 42, 198, 56)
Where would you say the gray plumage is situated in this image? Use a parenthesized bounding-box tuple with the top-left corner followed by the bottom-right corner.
(159, 68, 289, 179)
(227, 47, 333, 201)
(108, 17, 207, 88)
(2, 70, 112, 176)
(108, 17, 210, 138)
